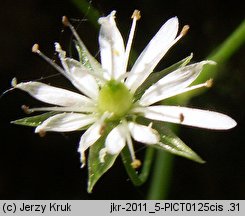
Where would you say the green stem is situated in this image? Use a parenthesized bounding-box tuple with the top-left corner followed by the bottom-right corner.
(121, 146, 155, 186)
(196, 18, 245, 84)
(147, 19, 245, 200)
(208, 19, 245, 64)
(183, 19, 245, 101)
(147, 151, 173, 200)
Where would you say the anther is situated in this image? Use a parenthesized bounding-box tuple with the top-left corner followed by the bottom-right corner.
(180, 25, 190, 36)
(11, 77, 17, 87)
(62, 16, 70, 27)
(131, 159, 142, 169)
(32, 43, 40, 53)
(21, 105, 32, 114)
(131, 10, 141, 20)
(179, 113, 185, 123)
(38, 129, 46, 137)
(205, 78, 213, 88)
(99, 124, 106, 135)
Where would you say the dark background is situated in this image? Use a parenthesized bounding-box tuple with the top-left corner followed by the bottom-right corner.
(0, 0, 244, 199)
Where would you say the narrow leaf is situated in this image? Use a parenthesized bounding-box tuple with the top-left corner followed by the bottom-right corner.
(87, 122, 119, 193)
(11, 112, 57, 127)
(134, 53, 193, 100)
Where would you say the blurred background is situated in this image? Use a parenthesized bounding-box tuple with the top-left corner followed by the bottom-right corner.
(0, 0, 244, 199)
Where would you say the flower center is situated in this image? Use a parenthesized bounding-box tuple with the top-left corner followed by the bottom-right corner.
(98, 80, 133, 120)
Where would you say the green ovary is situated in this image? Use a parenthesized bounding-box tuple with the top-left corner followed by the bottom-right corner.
(98, 80, 133, 120)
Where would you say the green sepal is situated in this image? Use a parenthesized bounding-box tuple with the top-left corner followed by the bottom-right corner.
(134, 53, 193, 101)
(138, 118, 205, 164)
(11, 112, 57, 127)
(154, 121, 205, 163)
(74, 40, 102, 72)
(87, 122, 119, 193)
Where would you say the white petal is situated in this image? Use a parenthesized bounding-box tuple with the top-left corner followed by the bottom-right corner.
(137, 105, 237, 130)
(126, 17, 179, 93)
(35, 113, 96, 133)
(78, 120, 103, 166)
(128, 122, 160, 144)
(15, 81, 93, 107)
(55, 43, 99, 99)
(65, 58, 99, 99)
(98, 11, 125, 79)
(139, 61, 215, 106)
(105, 124, 126, 154)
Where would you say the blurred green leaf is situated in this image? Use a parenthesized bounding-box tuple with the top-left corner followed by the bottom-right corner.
(11, 112, 57, 127)
(87, 122, 119, 193)
(71, 0, 100, 31)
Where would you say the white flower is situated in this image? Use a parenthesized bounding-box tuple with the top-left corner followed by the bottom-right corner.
(14, 10, 236, 168)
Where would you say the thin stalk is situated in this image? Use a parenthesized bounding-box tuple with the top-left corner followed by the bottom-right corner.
(121, 146, 155, 186)
(147, 151, 173, 200)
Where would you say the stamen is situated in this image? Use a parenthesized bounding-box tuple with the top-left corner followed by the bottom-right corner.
(21, 105, 33, 114)
(32, 43, 40, 53)
(123, 10, 141, 73)
(170, 24, 190, 48)
(131, 159, 142, 169)
(11, 77, 17, 87)
(131, 10, 141, 20)
(160, 79, 215, 100)
(99, 123, 106, 135)
(38, 129, 46, 137)
(62, 16, 69, 27)
(205, 78, 213, 88)
(61, 16, 85, 49)
(122, 120, 138, 163)
(179, 113, 185, 122)
(31, 44, 67, 78)
(180, 25, 190, 36)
